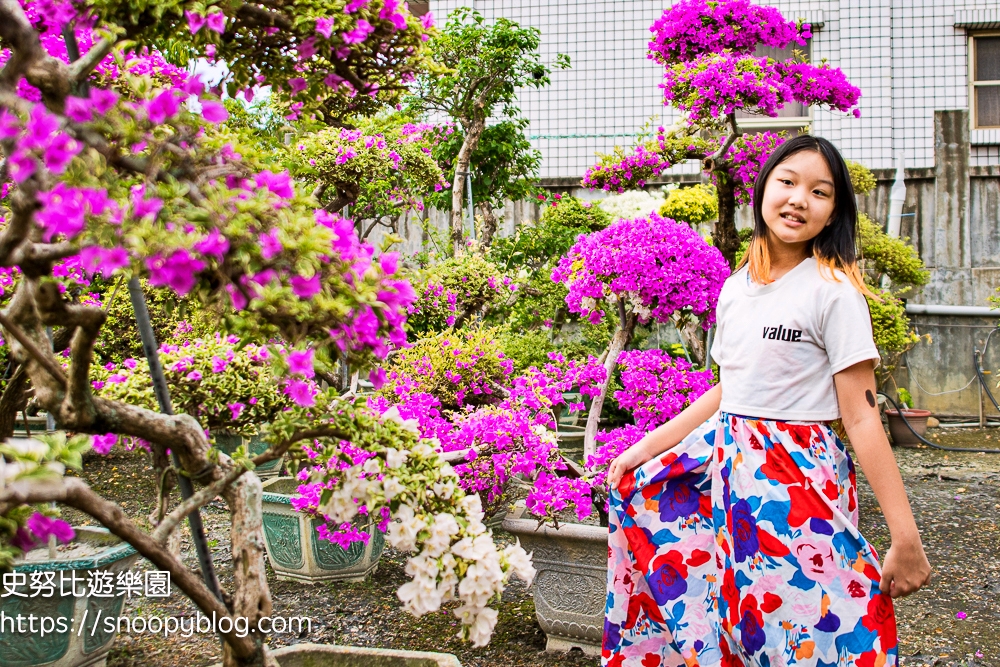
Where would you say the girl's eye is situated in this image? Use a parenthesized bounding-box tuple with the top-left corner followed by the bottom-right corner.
(813, 190, 829, 197)
(779, 179, 793, 186)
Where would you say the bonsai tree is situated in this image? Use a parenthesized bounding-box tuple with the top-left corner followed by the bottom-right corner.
(426, 116, 542, 246)
(583, 0, 861, 268)
(551, 213, 729, 456)
(0, 3, 533, 665)
(410, 7, 569, 253)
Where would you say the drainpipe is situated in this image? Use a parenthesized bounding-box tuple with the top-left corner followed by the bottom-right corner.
(887, 152, 906, 238)
(905, 304, 997, 317)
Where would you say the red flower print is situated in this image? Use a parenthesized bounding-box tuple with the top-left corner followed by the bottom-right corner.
(625, 591, 665, 628)
(776, 421, 814, 448)
(722, 568, 740, 625)
(863, 594, 898, 647)
(623, 524, 658, 572)
(757, 528, 791, 557)
(759, 443, 806, 485)
(761, 592, 783, 613)
(687, 549, 711, 567)
(642, 654, 662, 667)
(787, 484, 833, 527)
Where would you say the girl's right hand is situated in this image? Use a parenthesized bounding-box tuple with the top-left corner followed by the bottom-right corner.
(606, 442, 652, 491)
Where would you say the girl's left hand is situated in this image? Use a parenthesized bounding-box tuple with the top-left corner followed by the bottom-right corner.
(879, 538, 932, 598)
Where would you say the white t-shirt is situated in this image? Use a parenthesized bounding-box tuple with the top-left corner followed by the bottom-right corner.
(709, 257, 879, 421)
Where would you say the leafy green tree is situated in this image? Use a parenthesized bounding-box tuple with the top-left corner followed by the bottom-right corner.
(410, 7, 569, 253)
(426, 118, 541, 245)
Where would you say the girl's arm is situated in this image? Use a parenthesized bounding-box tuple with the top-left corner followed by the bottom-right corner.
(606, 383, 722, 488)
(834, 360, 931, 598)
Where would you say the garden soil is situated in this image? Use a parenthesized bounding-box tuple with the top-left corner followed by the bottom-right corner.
(62, 427, 1000, 667)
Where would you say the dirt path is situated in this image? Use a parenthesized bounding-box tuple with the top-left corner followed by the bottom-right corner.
(61, 427, 1000, 667)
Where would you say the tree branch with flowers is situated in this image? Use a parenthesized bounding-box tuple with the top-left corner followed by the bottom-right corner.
(0, 1, 535, 664)
(582, 0, 861, 268)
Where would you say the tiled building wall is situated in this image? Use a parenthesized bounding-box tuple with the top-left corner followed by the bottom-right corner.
(427, 0, 1000, 176)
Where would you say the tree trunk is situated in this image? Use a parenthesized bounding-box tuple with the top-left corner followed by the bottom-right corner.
(583, 314, 637, 458)
(0, 363, 30, 438)
(450, 117, 486, 255)
(478, 201, 500, 247)
(677, 318, 706, 367)
(713, 175, 740, 270)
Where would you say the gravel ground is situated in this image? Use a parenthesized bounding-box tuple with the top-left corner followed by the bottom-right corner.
(60, 427, 1000, 667)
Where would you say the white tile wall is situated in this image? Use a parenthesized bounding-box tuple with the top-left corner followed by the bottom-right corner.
(428, 1, 1000, 177)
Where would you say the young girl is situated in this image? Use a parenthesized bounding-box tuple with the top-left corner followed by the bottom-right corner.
(602, 135, 931, 667)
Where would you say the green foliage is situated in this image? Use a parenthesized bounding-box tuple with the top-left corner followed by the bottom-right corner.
(857, 213, 929, 290)
(866, 287, 926, 386)
(291, 121, 447, 223)
(496, 329, 599, 375)
(89, 0, 431, 121)
(424, 118, 541, 212)
(413, 8, 569, 125)
(379, 327, 509, 411)
(847, 160, 877, 196)
(733, 227, 753, 266)
(897, 387, 913, 408)
(659, 184, 718, 227)
(405, 253, 516, 337)
(93, 337, 292, 436)
(489, 196, 610, 272)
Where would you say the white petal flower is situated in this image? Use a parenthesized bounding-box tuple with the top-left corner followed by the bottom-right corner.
(385, 448, 409, 469)
(502, 541, 536, 586)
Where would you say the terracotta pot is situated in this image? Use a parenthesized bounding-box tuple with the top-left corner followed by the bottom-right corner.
(502, 504, 605, 656)
(885, 408, 931, 447)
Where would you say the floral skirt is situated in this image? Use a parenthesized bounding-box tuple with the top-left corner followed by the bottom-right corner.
(604, 413, 898, 667)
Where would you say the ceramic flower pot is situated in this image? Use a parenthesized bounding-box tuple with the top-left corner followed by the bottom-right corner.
(214, 431, 284, 479)
(502, 503, 605, 656)
(885, 408, 931, 447)
(211, 643, 462, 667)
(260, 477, 384, 583)
(0, 527, 139, 667)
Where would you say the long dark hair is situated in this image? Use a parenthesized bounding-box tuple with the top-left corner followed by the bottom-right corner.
(736, 134, 872, 296)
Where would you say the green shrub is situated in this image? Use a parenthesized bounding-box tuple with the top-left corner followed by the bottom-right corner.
(847, 160, 877, 196)
(857, 214, 929, 289)
(380, 327, 511, 411)
(659, 184, 718, 227)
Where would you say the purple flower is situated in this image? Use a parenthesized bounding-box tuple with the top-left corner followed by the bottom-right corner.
(7, 150, 35, 183)
(228, 402, 245, 420)
(342, 19, 374, 44)
(193, 228, 230, 258)
(420, 12, 435, 29)
(22, 105, 59, 150)
(65, 97, 94, 123)
(205, 11, 226, 34)
(123, 358, 138, 369)
(186, 370, 203, 381)
(186, 10, 206, 33)
(288, 77, 308, 94)
(146, 249, 206, 295)
(26, 513, 75, 546)
(146, 89, 180, 124)
(369, 367, 387, 389)
(287, 348, 315, 378)
(0, 109, 19, 138)
(258, 228, 283, 260)
(201, 100, 229, 124)
(90, 88, 119, 115)
(130, 184, 163, 221)
(212, 355, 229, 373)
(291, 274, 322, 299)
(379, 251, 399, 275)
(316, 17, 335, 38)
(345, 0, 368, 12)
(91, 434, 117, 455)
(254, 170, 294, 199)
(36, 183, 96, 240)
(285, 379, 318, 407)
(42, 133, 81, 173)
(80, 246, 129, 276)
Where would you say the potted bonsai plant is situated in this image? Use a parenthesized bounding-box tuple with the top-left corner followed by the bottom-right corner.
(0, 4, 535, 667)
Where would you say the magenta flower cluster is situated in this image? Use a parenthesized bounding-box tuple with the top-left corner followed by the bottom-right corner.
(611, 349, 714, 432)
(551, 213, 729, 328)
(648, 0, 808, 65)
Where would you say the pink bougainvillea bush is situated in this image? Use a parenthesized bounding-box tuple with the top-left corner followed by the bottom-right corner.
(582, 0, 862, 267)
(0, 0, 538, 657)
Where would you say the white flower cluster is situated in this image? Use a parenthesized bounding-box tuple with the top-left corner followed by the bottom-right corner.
(0, 439, 64, 491)
(312, 415, 536, 647)
(597, 189, 666, 221)
(626, 291, 653, 320)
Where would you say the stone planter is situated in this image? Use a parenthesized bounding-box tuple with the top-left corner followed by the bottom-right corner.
(0, 527, 139, 667)
(261, 477, 384, 583)
(215, 431, 284, 479)
(885, 408, 931, 447)
(502, 504, 605, 656)
(212, 643, 461, 666)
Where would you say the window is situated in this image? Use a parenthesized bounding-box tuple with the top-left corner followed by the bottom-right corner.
(972, 34, 1000, 129)
(736, 40, 811, 131)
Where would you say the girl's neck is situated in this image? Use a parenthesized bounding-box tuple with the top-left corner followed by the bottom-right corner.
(766, 235, 811, 281)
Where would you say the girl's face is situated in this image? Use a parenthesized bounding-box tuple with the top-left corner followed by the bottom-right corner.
(760, 150, 837, 249)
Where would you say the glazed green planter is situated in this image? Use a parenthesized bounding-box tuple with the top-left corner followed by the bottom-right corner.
(212, 643, 462, 666)
(261, 478, 385, 583)
(0, 527, 139, 667)
(215, 431, 284, 479)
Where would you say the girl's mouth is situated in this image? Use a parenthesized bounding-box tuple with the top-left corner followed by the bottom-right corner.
(780, 211, 806, 225)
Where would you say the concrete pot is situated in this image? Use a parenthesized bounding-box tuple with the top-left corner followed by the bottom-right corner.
(885, 408, 931, 447)
(215, 431, 284, 479)
(0, 527, 139, 667)
(502, 504, 606, 656)
(261, 478, 384, 583)
(212, 643, 462, 666)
